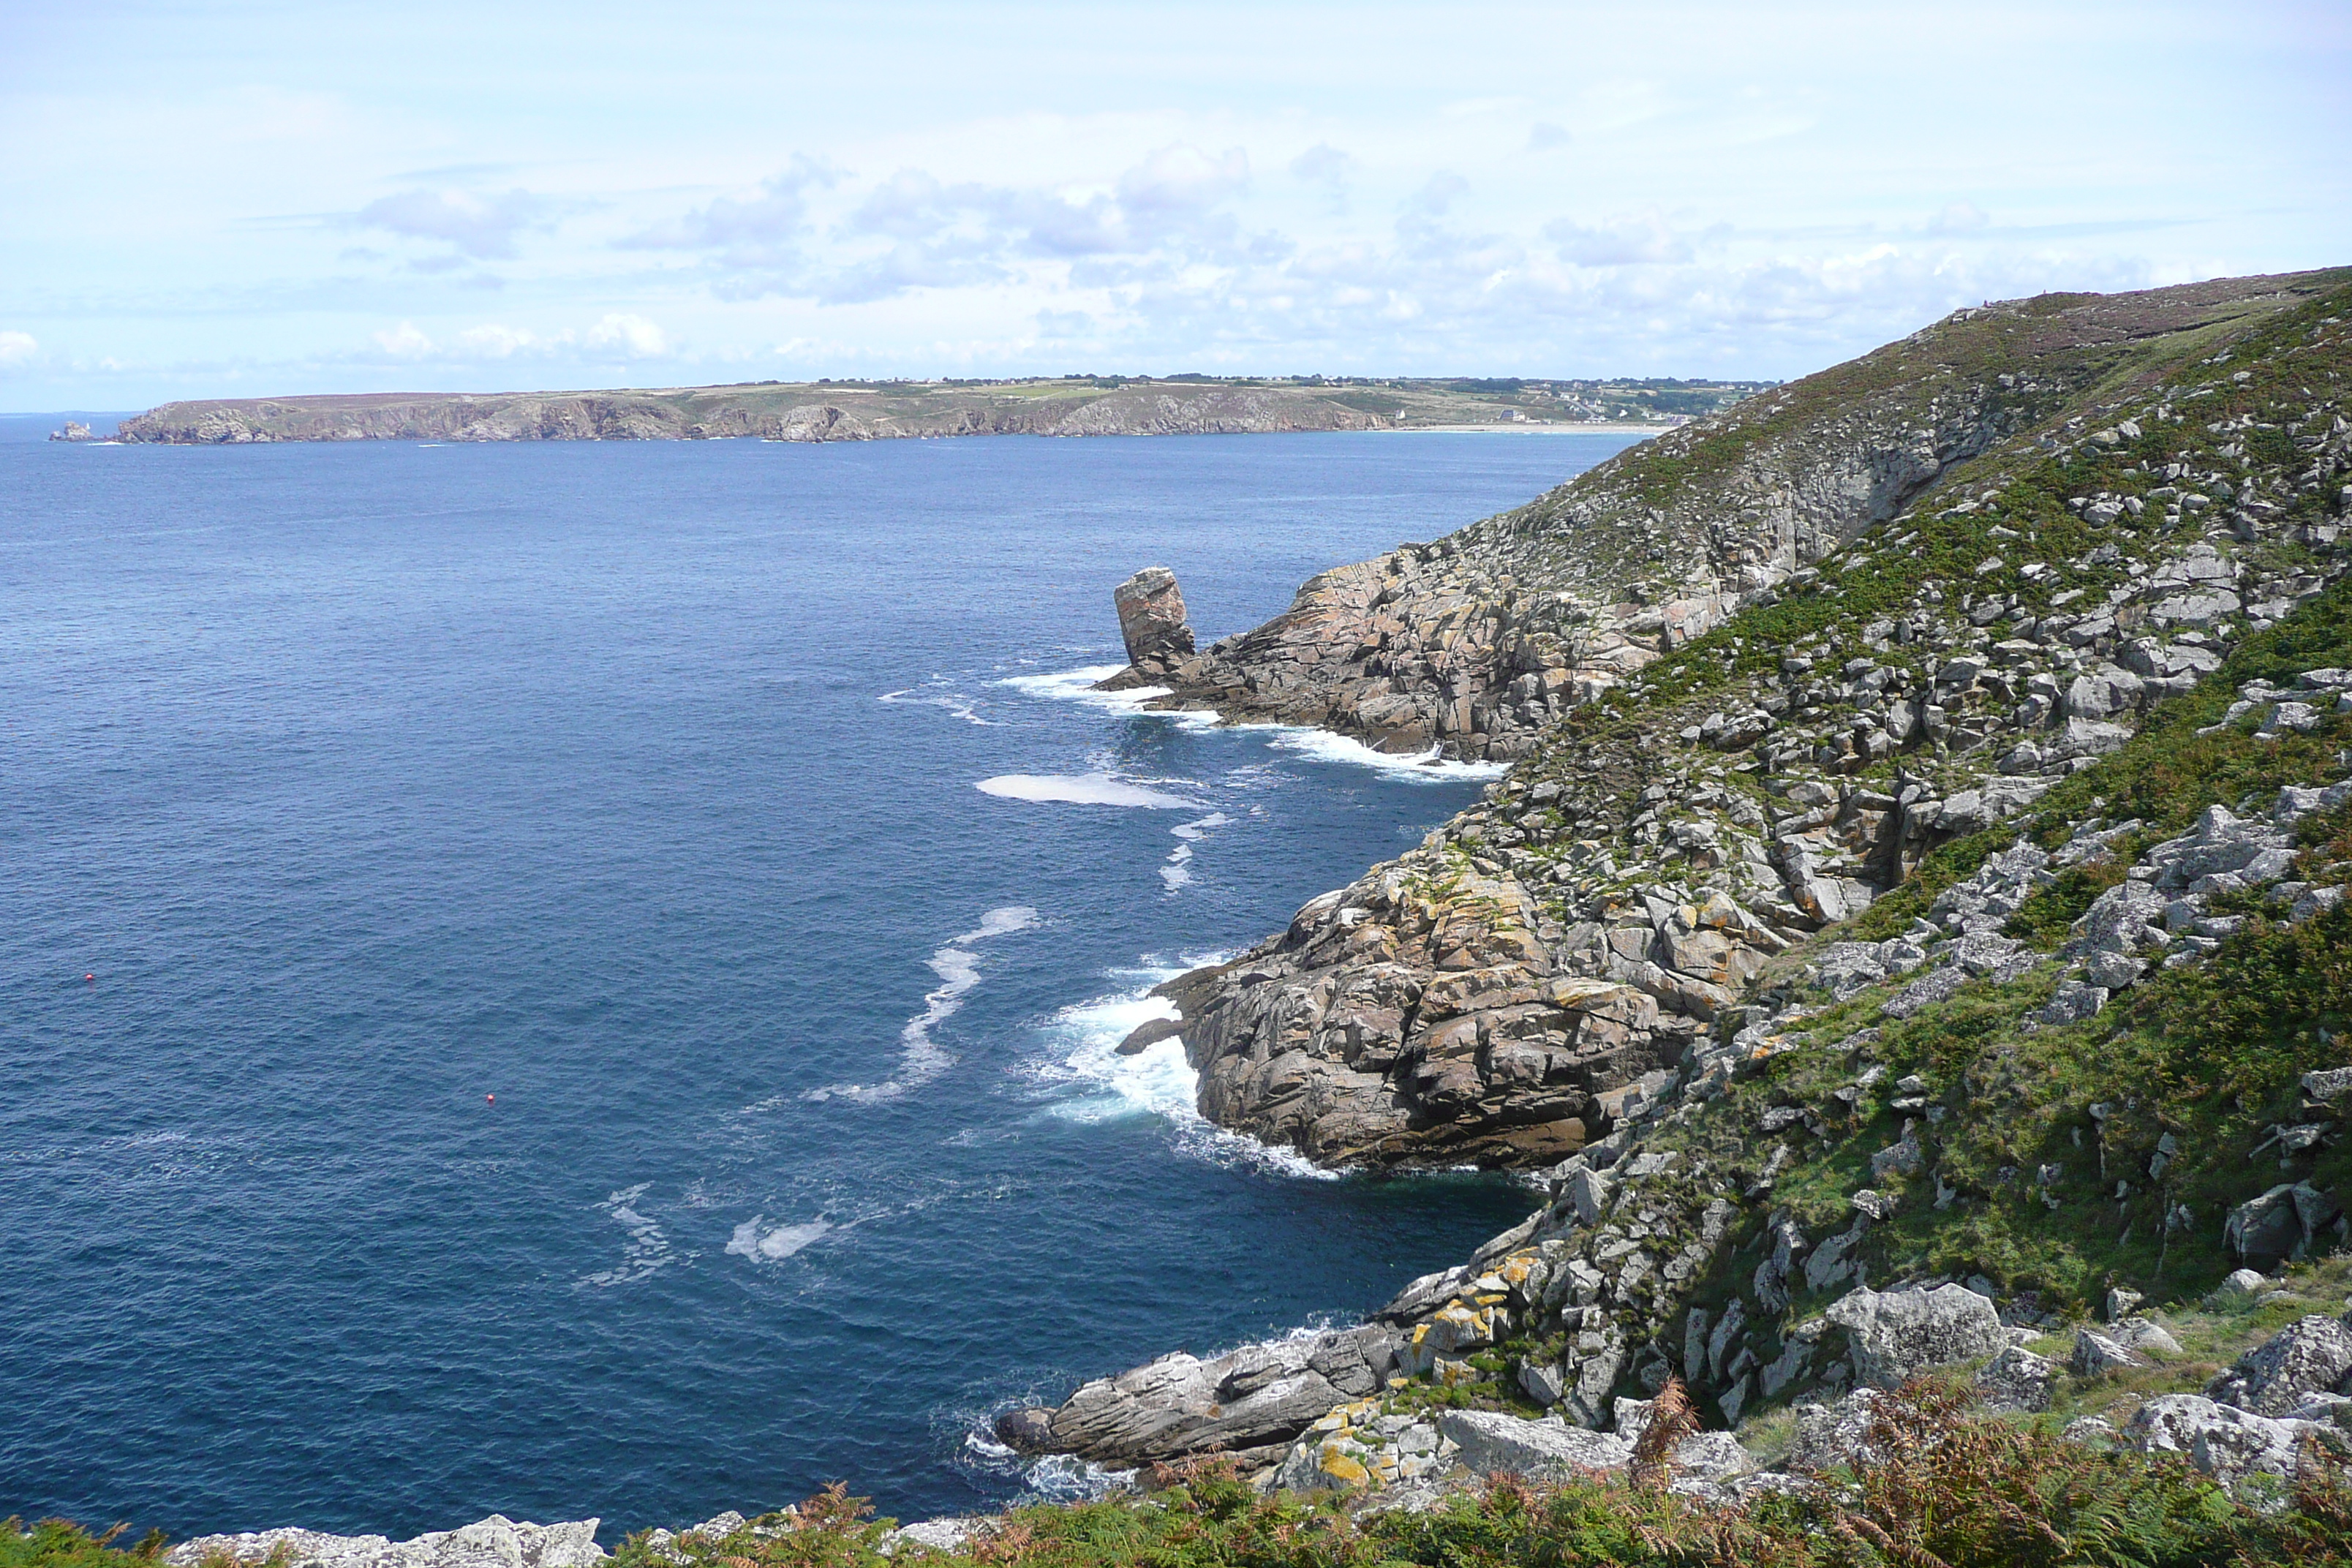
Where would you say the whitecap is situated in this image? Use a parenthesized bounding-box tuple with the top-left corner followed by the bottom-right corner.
(801, 905, 1041, 1104)
(1253, 725, 1508, 781)
(995, 665, 1221, 728)
(725, 1215, 832, 1262)
(581, 1182, 683, 1287)
(1028, 966, 1340, 1180)
(975, 774, 1199, 809)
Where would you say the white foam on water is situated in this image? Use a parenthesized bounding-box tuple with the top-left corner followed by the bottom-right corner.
(975, 774, 1199, 809)
(1027, 965, 1340, 1180)
(1251, 724, 1509, 781)
(581, 1182, 683, 1287)
(802, 905, 1041, 1105)
(995, 664, 1221, 728)
(1159, 811, 1230, 893)
(1012, 1451, 1136, 1505)
(879, 680, 997, 726)
(725, 1215, 833, 1262)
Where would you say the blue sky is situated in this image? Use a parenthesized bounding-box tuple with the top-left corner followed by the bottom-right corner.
(3, 0, 2347, 408)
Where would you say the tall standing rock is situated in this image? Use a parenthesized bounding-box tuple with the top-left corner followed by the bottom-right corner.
(1109, 567, 1196, 676)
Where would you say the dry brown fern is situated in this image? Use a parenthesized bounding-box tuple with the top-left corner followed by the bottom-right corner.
(1629, 1375, 1701, 1490)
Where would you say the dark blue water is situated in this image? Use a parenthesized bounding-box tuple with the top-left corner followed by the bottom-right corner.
(0, 429, 1635, 1540)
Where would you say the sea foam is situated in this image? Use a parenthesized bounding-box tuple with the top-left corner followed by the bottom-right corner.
(725, 1215, 833, 1262)
(580, 1183, 683, 1288)
(1254, 725, 1509, 781)
(995, 664, 1221, 728)
(1160, 811, 1229, 892)
(803, 905, 1041, 1104)
(976, 774, 1199, 809)
(1029, 966, 1338, 1180)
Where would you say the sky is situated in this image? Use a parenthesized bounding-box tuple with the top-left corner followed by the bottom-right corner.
(3, 0, 2348, 410)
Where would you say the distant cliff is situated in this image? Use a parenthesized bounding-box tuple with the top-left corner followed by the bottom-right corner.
(111, 374, 1770, 445)
(116, 382, 1383, 444)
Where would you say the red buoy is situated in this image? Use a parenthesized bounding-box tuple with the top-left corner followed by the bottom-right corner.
(85, 973, 94, 982)
(486, 1093, 496, 1103)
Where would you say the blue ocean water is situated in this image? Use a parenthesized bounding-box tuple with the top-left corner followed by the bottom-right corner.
(0, 428, 1636, 1541)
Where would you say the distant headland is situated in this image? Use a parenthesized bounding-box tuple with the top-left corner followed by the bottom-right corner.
(78, 375, 1772, 445)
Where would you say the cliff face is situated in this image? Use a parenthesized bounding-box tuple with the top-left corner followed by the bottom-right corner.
(111, 382, 1391, 445)
(1134, 274, 2340, 764)
(1135, 268, 2352, 1175)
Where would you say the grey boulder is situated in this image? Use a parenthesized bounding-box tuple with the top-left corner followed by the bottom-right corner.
(1040, 1323, 1398, 1463)
(2225, 1183, 2342, 1271)
(1436, 1409, 1631, 1476)
(1975, 1346, 2055, 1413)
(1825, 1284, 2009, 1388)
(2206, 1314, 2352, 1417)
(2126, 1395, 2323, 1491)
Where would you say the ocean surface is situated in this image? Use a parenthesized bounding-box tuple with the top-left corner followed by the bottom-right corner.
(0, 423, 1637, 1540)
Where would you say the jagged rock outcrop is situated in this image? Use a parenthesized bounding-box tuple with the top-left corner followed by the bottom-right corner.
(997, 1323, 1401, 1467)
(1106, 568, 1196, 677)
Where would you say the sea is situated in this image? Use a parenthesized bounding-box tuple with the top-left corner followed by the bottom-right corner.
(0, 417, 1638, 1541)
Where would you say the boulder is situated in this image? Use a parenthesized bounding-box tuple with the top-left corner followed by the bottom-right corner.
(1975, 1346, 2055, 1413)
(1436, 1409, 1631, 1476)
(1039, 1323, 1398, 1463)
(1825, 1284, 2009, 1388)
(2206, 1315, 2352, 1417)
(2208, 1268, 2273, 1306)
(1786, 1388, 1882, 1470)
(2070, 1328, 2145, 1379)
(2225, 1183, 2342, 1270)
(2125, 1395, 2313, 1491)
(2065, 663, 2145, 721)
(1117, 1017, 1185, 1055)
(1110, 567, 1196, 671)
(2114, 1316, 2184, 1357)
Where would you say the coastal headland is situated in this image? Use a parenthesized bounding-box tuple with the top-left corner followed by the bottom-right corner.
(86, 376, 1769, 445)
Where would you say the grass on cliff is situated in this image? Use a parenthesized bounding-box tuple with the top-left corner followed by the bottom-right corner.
(1542, 275, 2352, 764)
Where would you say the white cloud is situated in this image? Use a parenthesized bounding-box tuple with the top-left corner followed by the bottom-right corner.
(0, 330, 37, 366)
(1526, 122, 1572, 152)
(624, 154, 836, 269)
(586, 313, 670, 356)
(353, 187, 565, 259)
(372, 320, 434, 357)
(453, 323, 543, 357)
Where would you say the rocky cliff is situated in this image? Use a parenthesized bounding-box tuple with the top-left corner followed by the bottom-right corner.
(1000, 267, 2352, 1492)
(1126, 267, 2352, 1174)
(1127, 273, 2342, 764)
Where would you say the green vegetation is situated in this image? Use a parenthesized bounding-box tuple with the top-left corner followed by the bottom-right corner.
(626, 1388, 2336, 1566)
